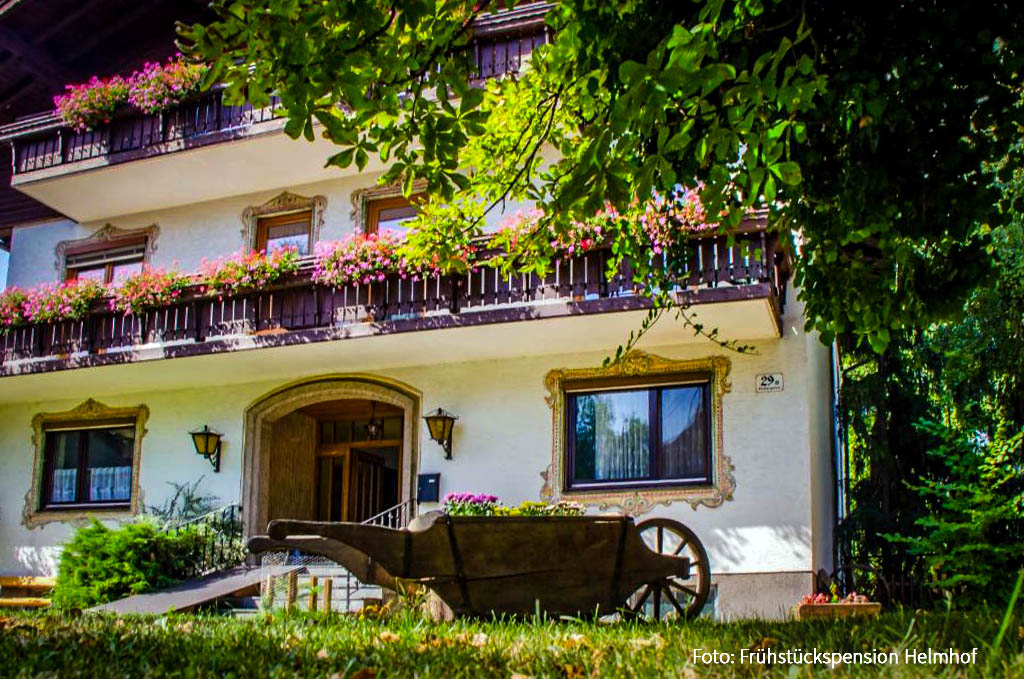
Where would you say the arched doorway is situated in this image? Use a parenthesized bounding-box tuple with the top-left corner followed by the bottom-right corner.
(241, 376, 421, 536)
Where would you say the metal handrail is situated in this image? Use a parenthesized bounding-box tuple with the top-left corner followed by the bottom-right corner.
(163, 503, 246, 579)
(361, 498, 417, 529)
(166, 502, 241, 530)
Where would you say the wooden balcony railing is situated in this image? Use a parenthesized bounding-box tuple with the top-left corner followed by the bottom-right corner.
(5, 90, 285, 174)
(0, 228, 785, 374)
(0, 6, 551, 176)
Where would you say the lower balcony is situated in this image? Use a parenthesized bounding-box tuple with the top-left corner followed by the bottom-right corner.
(0, 228, 788, 381)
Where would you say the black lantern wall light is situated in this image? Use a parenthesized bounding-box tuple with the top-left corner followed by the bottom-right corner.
(365, 402, 384, 441)
(423, 408, 457, 459)
(190, 425, 223, 472)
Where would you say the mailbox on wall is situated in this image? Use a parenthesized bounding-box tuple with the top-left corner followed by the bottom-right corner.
(417, 473, 441, 503)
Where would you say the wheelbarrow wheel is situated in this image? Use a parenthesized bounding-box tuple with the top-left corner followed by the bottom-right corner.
(626, 518, 711, 621)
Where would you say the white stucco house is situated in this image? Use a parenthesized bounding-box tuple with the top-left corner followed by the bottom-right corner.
(0, 5, 837, 620)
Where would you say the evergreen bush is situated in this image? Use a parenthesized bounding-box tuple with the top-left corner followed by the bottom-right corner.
(52, 518, 207, 609)
(891, 423, 1024, 606)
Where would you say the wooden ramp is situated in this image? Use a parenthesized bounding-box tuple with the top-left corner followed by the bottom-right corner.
(89, 566, 280, 615)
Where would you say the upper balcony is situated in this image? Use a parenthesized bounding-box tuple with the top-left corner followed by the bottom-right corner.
(0, 223, 789, 383)
(0, 3, 551, 222)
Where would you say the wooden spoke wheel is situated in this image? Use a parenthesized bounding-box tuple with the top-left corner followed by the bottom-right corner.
(626, 518, 710, 620)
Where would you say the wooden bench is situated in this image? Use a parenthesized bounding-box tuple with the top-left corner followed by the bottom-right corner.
(0, 576, 55, 608)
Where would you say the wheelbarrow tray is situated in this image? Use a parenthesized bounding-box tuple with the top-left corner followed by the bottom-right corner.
(249, 512, 692, 617)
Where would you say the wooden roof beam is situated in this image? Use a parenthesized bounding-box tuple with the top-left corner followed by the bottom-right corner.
(67, 2, 164, 62)
(0, 0, 107, 83)
(0, 73, 35, 111)
(0, 25, 72, 90)
(35, 0, 108, 44)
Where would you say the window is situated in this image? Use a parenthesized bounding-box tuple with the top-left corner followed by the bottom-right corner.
(41, 423, 136, 508)
(365, 194, 425, 234)
(256, 210, 313, 255)
(565, 380, 711, 490)
(65, 240, 146, 284)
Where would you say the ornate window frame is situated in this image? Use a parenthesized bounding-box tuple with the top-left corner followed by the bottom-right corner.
(240, 191, 326, 251)
(23, 399, 149, 529)
(541, 350, 734, 515)
(54, 223, 159, 282)
(349, 180, 427, 234)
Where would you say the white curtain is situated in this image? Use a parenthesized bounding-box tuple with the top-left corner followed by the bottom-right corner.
(660, 386, 708, 479)
(51, 468, 77, 502)
(89, 466, 132, 501)
(594, 391, 650, 480)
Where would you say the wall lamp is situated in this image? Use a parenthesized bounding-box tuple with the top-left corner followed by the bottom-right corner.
(190, 425, 223, 472)
(423, 408, 458, 459)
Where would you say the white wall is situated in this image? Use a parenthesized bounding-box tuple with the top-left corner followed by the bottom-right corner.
(806, 331, 835, 576)
(0, 294, 829, 581)
(7, 218, 81, 290)
(5, 173, 533, 290)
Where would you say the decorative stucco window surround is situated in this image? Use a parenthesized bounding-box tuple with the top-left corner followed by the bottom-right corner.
(240, 191, 326, 250)
(349, 180, 427, 234)
(541, 350, 735, 515)
(23, 399, 148, 529)
(54, 223, 159, 282)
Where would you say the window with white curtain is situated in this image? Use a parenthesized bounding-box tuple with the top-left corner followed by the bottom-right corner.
(42, 424, 135, 508)
(566, 381, 711, 489)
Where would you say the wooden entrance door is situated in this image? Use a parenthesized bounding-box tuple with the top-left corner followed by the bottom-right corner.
(311, 400, 403, 522)
(348, 449, 387, 523)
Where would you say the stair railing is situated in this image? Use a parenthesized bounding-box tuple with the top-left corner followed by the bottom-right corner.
(361, 498, 417, 529)
(164, 503, 246, 579)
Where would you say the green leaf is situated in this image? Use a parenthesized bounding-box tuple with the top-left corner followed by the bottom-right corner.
(459, 87, 485, 114)
(770, 161, 802, 185)
(763, 174, 776, 203)
(283, 116, 304, 139)
(326, 148, 355, 168)
(618, 60, 647, 84)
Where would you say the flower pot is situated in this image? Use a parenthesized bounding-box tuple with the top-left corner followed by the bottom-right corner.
(793, 602, 881, 620)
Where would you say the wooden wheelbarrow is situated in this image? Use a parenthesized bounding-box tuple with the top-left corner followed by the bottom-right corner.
(249, 511, 710, 618)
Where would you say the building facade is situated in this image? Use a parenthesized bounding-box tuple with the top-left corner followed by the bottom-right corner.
(0, 5, 836, 620)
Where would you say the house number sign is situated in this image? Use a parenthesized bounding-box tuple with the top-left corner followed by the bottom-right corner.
(756, 373, 784, 393)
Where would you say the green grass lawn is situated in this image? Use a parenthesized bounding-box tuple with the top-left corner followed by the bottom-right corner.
(1, 608, 1022, 678)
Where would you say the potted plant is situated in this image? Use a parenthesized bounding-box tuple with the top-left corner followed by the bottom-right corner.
(793, 586, 882, 620)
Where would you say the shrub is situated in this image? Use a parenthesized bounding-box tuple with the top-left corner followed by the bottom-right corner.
(145, 477, 219, 524)
(127, 55, 208, 114)
(53, 75, 129, 132)
(199, 247, 301, 297)
(52, 518, 211, 609)
(891, 422, 1024, 606)
(109, 266, 193, 315)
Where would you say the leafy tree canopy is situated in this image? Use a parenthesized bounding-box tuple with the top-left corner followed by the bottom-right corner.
(181, 0, 1024, 352)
